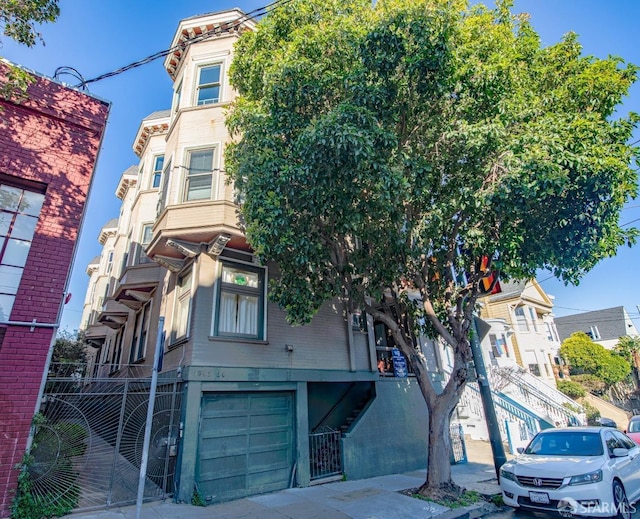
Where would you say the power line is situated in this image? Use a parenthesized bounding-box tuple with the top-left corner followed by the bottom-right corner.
(72, 0, 293, 89)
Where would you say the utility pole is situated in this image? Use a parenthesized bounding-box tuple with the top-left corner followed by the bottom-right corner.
(470, 316, 507, 479)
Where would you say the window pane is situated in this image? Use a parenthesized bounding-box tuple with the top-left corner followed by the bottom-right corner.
(0, 212, 12, 235)
(0, 186, 21, 211)
(3, 238, 30, 267)
(11, 214, 38, 241)
(0, 293, 15, 321)
(142, 225, 153, 244)
(154, 155, 164, 172)
(222, 266, 259, 288)
(0, 265, 22, 295)
(19, 191, 45, 216)
(199, 65, 220, 85)
(186, 175, 212, 201)
(189, 150, 213, 174)
(197, 85, 220, 105)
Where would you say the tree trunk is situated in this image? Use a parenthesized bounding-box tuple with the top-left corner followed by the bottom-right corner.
(417, 393, 464, 499)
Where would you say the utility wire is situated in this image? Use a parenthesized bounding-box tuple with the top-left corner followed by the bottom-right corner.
(73, 0, 293, 89)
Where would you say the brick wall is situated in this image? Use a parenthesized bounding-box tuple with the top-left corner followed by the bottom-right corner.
(0, 62, 109, 517)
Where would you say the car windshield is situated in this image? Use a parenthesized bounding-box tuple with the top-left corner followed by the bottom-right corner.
(628, 421, 640, 433)
(524, 432, 603, 456)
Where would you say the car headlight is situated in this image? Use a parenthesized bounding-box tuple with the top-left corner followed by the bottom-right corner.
(569, 470, 603, 486)
(500, 468, 516, 482)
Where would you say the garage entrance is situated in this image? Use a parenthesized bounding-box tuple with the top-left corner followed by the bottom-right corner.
(197, 391, 295, 503)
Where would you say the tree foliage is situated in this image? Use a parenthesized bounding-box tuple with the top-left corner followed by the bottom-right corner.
(226, 0, 638, 496)
(560, 332, 631, 387)
(557, 379, 586, 399)
(0, 0, 59, 47)
(0, 0, 59, 103)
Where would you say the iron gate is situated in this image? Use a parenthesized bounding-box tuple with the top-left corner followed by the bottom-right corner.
(29, 363, 182, 513)
(450, 423, 467, 464)
(309, 426, 343, 480)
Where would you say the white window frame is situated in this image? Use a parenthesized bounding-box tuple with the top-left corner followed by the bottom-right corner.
(514, 306, 529, 332)
(212, 260, 266, 340)
(172, 268, 192, 343)
(151, 155, 164, 189)
(130, 301, 151, 363)
(183, 146, 218, 202)
(136, 223, 154, 265)
(195, 63, 222, 106)
(173, 79, 182, 113)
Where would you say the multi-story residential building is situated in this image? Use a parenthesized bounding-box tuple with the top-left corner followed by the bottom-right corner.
(478, 279, 561, 386)
(555, 306, 639, 350)
(78, 10, 434, 507)
(0, 60, 109, 518)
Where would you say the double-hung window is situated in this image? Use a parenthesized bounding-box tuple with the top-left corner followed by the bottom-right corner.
(184, 148, 215, 201)
(173, 269, 192, 341)
(215, 262, 264, 340)
(0, 183, 45, 320)
(130, 302, 151, 363)
(136, 224, 153, 265)
(151, 155, 164, 189)
(196, 64, 221, 105)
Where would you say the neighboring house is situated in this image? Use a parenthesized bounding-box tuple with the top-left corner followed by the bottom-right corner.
(451, 280, 586, 452)
(77, 10, 433, 508)
(0, 61, 109, 517)
(555, 306, 639, 350)
(478, 279, 561, 386)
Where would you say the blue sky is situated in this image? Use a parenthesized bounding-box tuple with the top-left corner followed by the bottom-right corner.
(2, 0, 639, 333)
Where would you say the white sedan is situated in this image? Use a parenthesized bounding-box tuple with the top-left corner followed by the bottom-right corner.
(500, 427, 640, 519)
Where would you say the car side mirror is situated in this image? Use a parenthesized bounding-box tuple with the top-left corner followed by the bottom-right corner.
(612, 448, 629, 458)
(517, 447, 524, 454)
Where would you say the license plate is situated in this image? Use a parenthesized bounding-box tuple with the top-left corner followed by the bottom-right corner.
(529, 491, 550, 504)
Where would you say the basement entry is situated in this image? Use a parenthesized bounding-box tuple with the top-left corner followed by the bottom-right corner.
(197, 391, 295, 503)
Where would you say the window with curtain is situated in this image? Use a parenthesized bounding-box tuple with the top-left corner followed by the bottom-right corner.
(0, 183, 45, 321)
(184, 148, 215, 201)
(215, 262, 264, 339)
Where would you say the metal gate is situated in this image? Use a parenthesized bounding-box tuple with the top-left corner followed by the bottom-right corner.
(309, 426, 342, 480)
(29, 363, 182, 513)
(450, 423, 467, 464)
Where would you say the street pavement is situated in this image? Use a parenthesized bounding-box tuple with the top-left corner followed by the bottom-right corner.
(68, 439, 505, 519)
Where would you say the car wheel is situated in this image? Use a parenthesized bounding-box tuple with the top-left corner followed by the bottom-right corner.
(612, 480, 631, 519)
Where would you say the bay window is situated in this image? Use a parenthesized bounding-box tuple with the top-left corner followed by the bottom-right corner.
(184, 148, 216, 201)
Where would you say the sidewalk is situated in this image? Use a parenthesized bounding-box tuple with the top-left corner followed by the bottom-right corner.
(69, 440, 505, 519)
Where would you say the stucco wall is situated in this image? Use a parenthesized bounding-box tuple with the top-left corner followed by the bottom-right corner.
(342, 378, 429, 480)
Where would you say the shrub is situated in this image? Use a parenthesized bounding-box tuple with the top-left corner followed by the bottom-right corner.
(557, 380, 586, 399)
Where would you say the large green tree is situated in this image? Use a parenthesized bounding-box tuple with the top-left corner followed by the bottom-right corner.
(226, 0, 638, 497)
(560, 332, 630, 387)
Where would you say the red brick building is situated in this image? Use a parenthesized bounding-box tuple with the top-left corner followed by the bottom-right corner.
(0, 61, 109, 517)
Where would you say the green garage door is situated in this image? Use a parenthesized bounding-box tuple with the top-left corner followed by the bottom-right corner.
(197, 392, 295, 503)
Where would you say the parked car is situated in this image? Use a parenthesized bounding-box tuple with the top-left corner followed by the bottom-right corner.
(625, 415, 640, 444)
(599, 417, 618, 428)
(500, 427, 640, 519)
